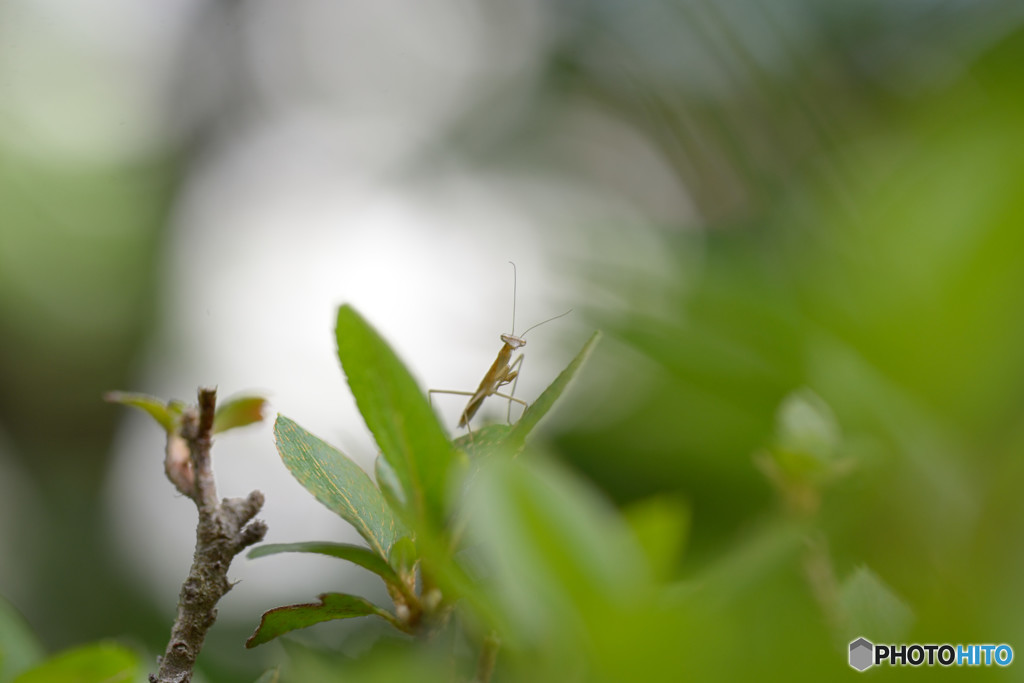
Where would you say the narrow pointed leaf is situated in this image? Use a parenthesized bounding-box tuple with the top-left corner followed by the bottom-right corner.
(104, 391, 176, 432)
(274, 415, 404, 557)
(335, 305, 453, 530)
(246, 593, 394, 648)
(504, 331, 601, 451)
(214, 395, 267, 434)
(248, 542, 400, 585)
(453, 424, 512, 459)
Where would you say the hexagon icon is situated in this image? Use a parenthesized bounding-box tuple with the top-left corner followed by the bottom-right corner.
(849, 637, 874, 671)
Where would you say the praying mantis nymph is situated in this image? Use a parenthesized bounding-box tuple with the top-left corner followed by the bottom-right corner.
(429, 262, 571, 431)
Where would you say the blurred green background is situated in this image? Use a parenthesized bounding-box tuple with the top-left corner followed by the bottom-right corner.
(2, 0, 1024, 680)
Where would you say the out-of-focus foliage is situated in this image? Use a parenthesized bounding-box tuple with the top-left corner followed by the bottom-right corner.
(0, 596, 44, 682)
(0, 0, 176, 654)
(550, 12, 1024, 682)
(4, 1, 1024, 682)
(10, 642, 137, 683)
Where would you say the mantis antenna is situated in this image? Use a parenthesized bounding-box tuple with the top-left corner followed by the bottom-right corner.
(508, 260, 518, 335)
(507, 261, 571, 338)
(520, 308, 573, 337)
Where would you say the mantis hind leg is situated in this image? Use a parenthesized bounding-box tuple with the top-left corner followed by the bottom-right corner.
(428, 389, 477, 404)
(495, 392, 528, 417)
(429, 388, 478, 431)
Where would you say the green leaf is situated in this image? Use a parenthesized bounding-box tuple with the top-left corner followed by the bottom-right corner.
(623, 496, 691, 582)
(253, 669, 279, 683)
(772, 389, 840, 474)
(274, 415, 404, 557)
(104, 391, 176, 432)
(248, 542, 401, 586)
(166, 400, 186, 416)
(246, 593, 395, 648)
(214, 394, 267, 434)
(463, 456, 645, 640)
(409, 527, 506, 633)
(374, 454, 406, 512)
(279, 638, 452, 683)
(693, 520, 805, 604)
(453, 424, 512, 459)
(840, 566, 914, 643)
(335, 305, 453, 530)
(388, 537, 417, 578)
(504, 332, 601, 452)
(12, 642, 137, 683)
(0, 596, 44, 682)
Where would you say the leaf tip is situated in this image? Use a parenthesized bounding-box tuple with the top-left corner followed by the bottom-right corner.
(213, 394, 270, 434)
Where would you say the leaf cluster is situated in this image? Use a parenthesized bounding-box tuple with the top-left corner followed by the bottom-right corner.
(246, 304, 600, 658)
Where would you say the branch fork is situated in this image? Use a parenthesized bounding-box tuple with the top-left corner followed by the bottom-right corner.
(151, 387, 268, 683)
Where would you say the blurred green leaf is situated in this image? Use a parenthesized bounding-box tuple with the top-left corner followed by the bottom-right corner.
(274, 415, 404, 557)
(248, 542, 401, 586)
(12, 642, 136, 683)
(623, 496, 690, 582)
(374, 454, 406, 513)
(247, 593, 395, 648)
(213, 395, 267, 434)
(772, 389, 840, 472)
(840, 566, 914, 644)
(0, 596, 44, 682)
(411, 527, 508, 638)
(103, 391, 176, 432)
(504, 332, 601, 452)
(693, 520, 806, 605)
(464, 456, 645, 641)
(388, 537, 417, 578)
(253, 669, 279, 683)
(167, 400, 186, 420)
(335, 305, 453, 531)
(280, 638, 452, 683)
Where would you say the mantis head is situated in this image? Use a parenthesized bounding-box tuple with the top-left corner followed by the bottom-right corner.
(500, 334, 526, 349)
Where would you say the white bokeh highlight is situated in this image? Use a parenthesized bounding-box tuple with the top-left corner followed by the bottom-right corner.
(90, 0, 685, 622)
